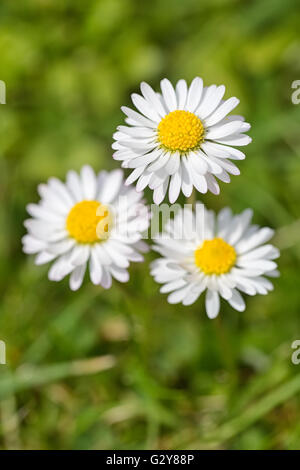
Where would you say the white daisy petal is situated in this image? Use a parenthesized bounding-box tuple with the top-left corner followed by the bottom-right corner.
(205, 290, 220, 319)
(169, 166, 182, 203)
(121, 106, 157, 128)
(201, 85, 225, 120)
(114, 78, 251, 202)
(160, 78, 177, 111)
(204, 97, 240, 127)
(153, 178, 169, 205)
(23, 167, 150, 290)
(151, 205, 279, 318)
(131, 93, 161, 122)
(227, 289, 245, 312)
(186, 77, 203, 112)
(176, 79, 188, 109)
(98, 169, 123, 203)
(140, 82, 167, 117)
(69, 264, 86, 291)
(100, 267, 112, 289)
(81, 165, 97, 200)
(109, 265, 130, 283)
(89, 248, 103, 285)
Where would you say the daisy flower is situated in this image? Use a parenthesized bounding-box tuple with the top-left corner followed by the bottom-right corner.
(150, 205, 279, 318)
(113, 78, 251, 204)
(22, 166, 150, 291)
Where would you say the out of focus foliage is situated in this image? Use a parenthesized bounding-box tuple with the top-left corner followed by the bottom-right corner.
(0, 0, 300, 450)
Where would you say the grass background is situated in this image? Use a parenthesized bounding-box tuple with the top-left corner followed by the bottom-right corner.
(0, 0, 300, 450)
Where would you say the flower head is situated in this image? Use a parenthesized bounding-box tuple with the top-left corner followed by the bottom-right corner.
(113, 78, 251, 204)
(151, 205, 279, 318)
(22, 166, 150, 290)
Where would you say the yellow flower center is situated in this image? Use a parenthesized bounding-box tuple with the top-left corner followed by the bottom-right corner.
(157, 110, 204, 153)
(194, 237, 237, 275)
(66, 200, 112, 243)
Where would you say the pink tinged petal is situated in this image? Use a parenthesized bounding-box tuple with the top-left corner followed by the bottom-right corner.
(227, 289, 245, 312)
(121, 106, 157, 128)
(205, 290, 220, 319)
(131, 93, 161, 122)
(140, 82, 167, 117)
(204, 97, 240, 127)
(176, 79, 188, 109)
(69, 264, 86, 291)
(186, 77, 203, 112)
(160, 78, 177, 112)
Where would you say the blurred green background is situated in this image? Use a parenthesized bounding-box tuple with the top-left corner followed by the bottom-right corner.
(0, 0, 300, 450)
